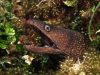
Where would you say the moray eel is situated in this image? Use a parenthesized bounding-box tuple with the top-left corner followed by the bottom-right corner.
(24, 19, 86, 58)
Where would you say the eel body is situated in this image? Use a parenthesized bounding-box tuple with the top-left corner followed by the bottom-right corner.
(24, 19, 86, 58)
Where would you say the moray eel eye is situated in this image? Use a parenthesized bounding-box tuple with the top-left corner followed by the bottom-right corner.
(44, 25, 51, 32)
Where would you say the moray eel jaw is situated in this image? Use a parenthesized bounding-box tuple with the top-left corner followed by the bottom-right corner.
(24, 19, 86, 58)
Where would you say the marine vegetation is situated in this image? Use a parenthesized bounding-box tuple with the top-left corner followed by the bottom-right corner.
(0, 0, 100, 75)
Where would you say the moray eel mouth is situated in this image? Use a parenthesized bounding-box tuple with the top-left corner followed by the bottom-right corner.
(37, 28, 54, 46)
(26, 24, 56, 48)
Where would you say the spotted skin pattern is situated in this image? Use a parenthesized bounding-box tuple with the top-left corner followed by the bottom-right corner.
(24, 19, 86, 58)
